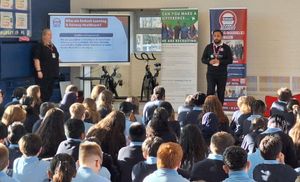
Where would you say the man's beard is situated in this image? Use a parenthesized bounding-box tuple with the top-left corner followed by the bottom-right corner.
(214, 39, 221, 44)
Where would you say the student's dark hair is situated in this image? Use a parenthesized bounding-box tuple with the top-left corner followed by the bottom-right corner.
(223, 146, 248, 171)
(50, 153, 76, 182)
(119, 101, 135, 115)
(12, 87, 26, 100)
(268, 114, 288, 133)
(259, 135, 282, 160)
(142, 137, 163, 157)
(8, 122, 26, 144)
(19, 134, 42, 156)
(192, 92, 206, 106)
(39, 102, 55, 118)
(36, 108, 66, 157)
(250, 117, 267, 133)
(64, 119, 85, 139)
(0, 122, 8, 140)
(148, 107, 171, 136)
(277, 87, 292, 102)
(152, 86, 165, 100)
(287, 99, 299, 112)
(179, 124, 207, 169)
(19, 95, 33, 108)
(213, 29, 223, 36)
(251, 99, 266, 114)
(158, 101, 174, 118)
(129, 122, 146, 142)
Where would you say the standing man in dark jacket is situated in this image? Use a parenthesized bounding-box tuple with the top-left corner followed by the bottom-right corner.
(202, 30, 233, 104)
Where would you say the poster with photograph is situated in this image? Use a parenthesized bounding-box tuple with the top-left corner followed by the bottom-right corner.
(0, 11, 13, 28)
(0, 0, 13, 9)
(15, 0, 27, 10)
(161, 9, 198, 43)
(15, 13, 27, 29)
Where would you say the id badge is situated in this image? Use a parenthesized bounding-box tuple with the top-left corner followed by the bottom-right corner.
(52, 53, 56, 59)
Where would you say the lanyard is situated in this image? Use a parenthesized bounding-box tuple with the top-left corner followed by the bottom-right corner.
(213, 45, 222, 58)
(46, 44, 54, 52)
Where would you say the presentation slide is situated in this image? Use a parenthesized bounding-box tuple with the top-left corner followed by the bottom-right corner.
(50, 15, 130, 63)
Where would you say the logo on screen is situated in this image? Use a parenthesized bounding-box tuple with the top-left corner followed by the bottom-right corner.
(52, 18, 61, 28)
(219, 10, 237, 30)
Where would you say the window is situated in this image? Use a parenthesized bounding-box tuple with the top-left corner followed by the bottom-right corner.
(136, 34, 161, 52)
(135, 13, 162, 52)
(139, 17, 161, 29)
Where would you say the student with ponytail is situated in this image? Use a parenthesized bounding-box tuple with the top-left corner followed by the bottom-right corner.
(48, 153, 77, 182)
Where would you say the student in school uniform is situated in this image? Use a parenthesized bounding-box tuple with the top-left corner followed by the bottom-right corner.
(13, 134, 50, 182)
(143, 142, 189, 182)
(253, 135, 298, 182)
(56, 118, 85, 162)
(117, 123, 146, 182)
(222, 146, 254, 182)
(190, 132, 235, 182)
(73, 141, 110, 182)
(0, 143, 19, 182)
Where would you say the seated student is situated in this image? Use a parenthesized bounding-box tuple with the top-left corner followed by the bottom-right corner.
(5, 87, 26, 109)
(247, 140, 266, 179)
(119, 101, 136, 138)
(118, 123, 146, 182)
(158, 101, 181, 138)
(190, 132, 235, 182)
(73, 141, 110, 182)
(177, 95, 194, 126)
(59, 92, 77, 121)
(69, 103, 91, 134)
(253, 135, 298, 182)
(96, 89, 113, 120)
(48, 153, 77, 182)
(143, 142, 189, 182)
(270, 87, 295, 131)
(2, 105, 27, 127)
(132, 137, 164, 182)
(32, 102, 55, 133)
(0, 143, 18, 182)
(56, 118, 85, 162)
(256, 114, 297, 167)
(126, 96, 143, 124)
(0, 122, 8, 144)
(223, 146, 254, 182)
(7, 123, 26, 170)
(83, 98, 100, 124)
(184, 92, 206, 127)
(242, 117, 267, 154)
(13, 134, 49, 182)
(146, 107, 177, 143)
(236, 99, 267, 141)
(85, 137, 116, 181)
(90, 84, 106, 102)
(142, 86, 166, 125)
(230, 96, 255, 136)
(19, 96, 39, 133)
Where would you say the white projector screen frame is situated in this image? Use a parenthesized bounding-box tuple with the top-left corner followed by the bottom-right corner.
(49, 13, 131, 66)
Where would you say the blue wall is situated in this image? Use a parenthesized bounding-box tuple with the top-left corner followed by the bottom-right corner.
(31, 0, 70, 40)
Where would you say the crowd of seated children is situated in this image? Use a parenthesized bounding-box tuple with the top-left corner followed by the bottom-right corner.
(1, 84, 300, 182)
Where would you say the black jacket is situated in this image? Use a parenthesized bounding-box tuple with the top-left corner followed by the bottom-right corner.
(202, 43, 233, 75)
(190, 158, 228, 182)
(56, 139, 81, 161)
(253, 163, 298, 182)
(117, 145, 144, 182)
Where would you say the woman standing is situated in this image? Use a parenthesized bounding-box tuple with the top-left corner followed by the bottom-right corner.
(33, 29, 59, 102)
